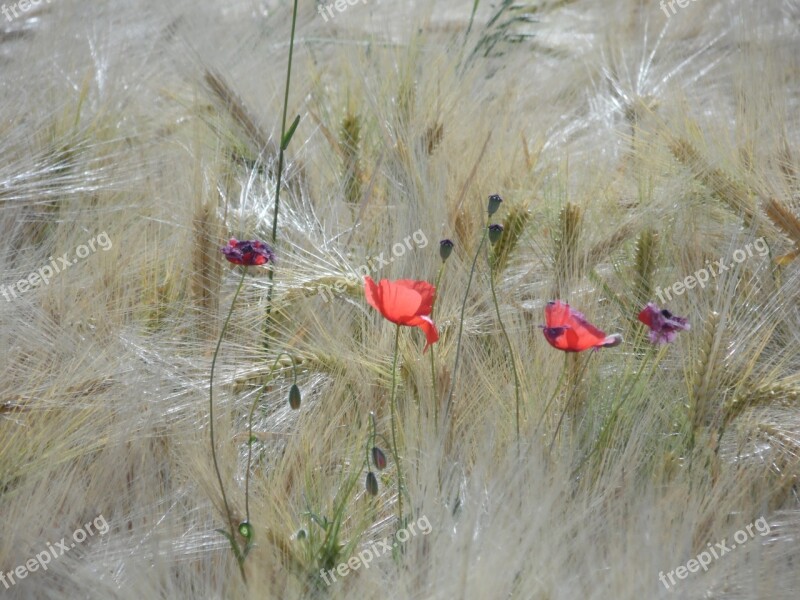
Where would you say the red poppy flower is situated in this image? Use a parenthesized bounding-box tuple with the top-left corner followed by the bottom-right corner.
(221, 238, 275, 266)
(541, 300, 622, 352)
(364, 277, 439, 352)
(638, 302, 690, 344)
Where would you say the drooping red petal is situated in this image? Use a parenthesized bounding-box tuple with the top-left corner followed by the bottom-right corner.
(637, 305, 657, 328)
(406, 314, 439, 352)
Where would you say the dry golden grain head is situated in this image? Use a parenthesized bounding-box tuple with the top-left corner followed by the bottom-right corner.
(764, 197, 800, 247)
(633, 228, 659, 305)
(339, 109, 363, 204)
(669, 137, 758, 225)
(553, 202, 583, 297)
(492, 203, 530, 276)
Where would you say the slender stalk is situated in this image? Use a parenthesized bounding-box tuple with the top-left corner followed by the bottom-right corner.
(549, 352, 593, 453)
(263, 0, 300, 350)
(209, 269, 247, 579)
(535, 356, 569, 434)
(445, 229, 488, 419)
(488, 248, 522, 448)
(466, 0, 480, 40)
(245, 353, 296, 521)
(429, 262, 446, 430)
(388, 324, 404, 527)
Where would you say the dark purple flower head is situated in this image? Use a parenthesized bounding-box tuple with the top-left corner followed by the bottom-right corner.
(439, 239, 454, 261)
(488, 224, 504, 244)
(487, 194, 503, 216)
(365, 471, 379, 496)
(221, 238, 275, 266)
(638, 302, 690, 344)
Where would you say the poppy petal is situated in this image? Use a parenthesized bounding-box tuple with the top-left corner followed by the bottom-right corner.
(406, 314, 439, 352)
(542, 300, 621, 352)
(396, 279, 436, 315)
(376, 279, 424, 323)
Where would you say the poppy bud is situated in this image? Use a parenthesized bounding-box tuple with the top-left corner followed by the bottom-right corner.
(289, 384, 301, 410)
(371, 446, 387, 470)
(365, 471, 379, 496)
(439, 239, 454, 261)
(487, 194, 503, 216)
(238, 521, 254, 541)
(488, 224, 504, 245)
(294, 528, 307, 540)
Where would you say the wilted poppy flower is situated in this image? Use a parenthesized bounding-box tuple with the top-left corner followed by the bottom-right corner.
(638, 302, 690, 344)
(364, 277, 439, 352)
(541, 300, 622, 352)
(221, 238, 275, 266)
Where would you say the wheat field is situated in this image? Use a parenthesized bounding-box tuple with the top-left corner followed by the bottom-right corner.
(1, 0, 799, 598)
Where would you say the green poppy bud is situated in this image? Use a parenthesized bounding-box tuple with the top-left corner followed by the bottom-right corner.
(371, 446, 387, 470)
(487, 194, 503, 216)
(366, 471, 379, 496)
(238, 521, 254, 541)
(289, 384, 301, 410)
(488, 224, 504, 245)
(439, 239, 454, 261)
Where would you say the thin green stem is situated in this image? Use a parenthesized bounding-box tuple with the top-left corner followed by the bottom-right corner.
(245, 352, 296, 522)
(388, 323, 404, 527)
(549, 352, 594, 453)
(488, 248, 522, 448)
(429, 262, 446, 430)
(367, 412, 377, 467)
(445, 229, 488, 420)
(209, 269, 247, 580)
(465, 0, 480, 40)
(263, 0, 300, 351)
(535, 356, 569, 434)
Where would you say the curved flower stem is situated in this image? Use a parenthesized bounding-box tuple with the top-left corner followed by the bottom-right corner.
(263, 0, 300, 351)
(209, 268, 247, 580)
(245, 352, 297, 522)
(445, 228, 488, 421)
(429, 263, 446, 430)
(389, 323, 404, 527)
(488, 248, 522, 449)
(366, 411, 378, 466)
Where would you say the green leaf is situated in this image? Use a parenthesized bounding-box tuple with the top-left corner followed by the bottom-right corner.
(281, 115, 301, 151)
